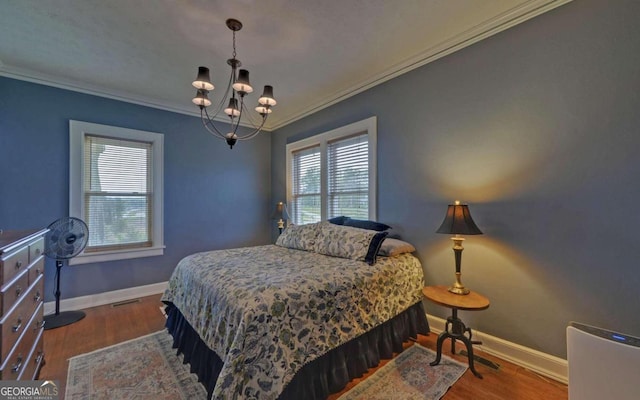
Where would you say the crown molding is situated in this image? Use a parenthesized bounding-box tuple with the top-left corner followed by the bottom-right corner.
(2, 0, 571, 133)
(267, 0, 573, 130)
(0, 66, 273, 132)
(0, 66, 194, 115)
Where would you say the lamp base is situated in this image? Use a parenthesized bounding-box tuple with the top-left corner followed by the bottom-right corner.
(449, 270, 470, 295)
(448, 285, 470, 295)
(44, 310, 86, 330)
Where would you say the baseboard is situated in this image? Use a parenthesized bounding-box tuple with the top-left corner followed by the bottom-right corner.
(44, 281, 168, 316)
(426, 314, 568, 384)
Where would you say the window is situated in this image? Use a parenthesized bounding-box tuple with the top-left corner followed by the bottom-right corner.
(328, 134, 369, 220)
(291, 145, 321, 224)
(286, 117, 376, 224)
(69, 121, 164, 264)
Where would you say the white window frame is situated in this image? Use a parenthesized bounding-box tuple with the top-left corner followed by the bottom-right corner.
(69, 120, 164, 265)
(286, 116, 377, 223)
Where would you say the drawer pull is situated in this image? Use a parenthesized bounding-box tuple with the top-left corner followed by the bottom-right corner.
(36, 268, 41, 275)
(35, 320, 45, 330)
(33, 291, 41, 303)
(11, 356, 23, 374)
(35, 248, 41, 256)
(35, 352, 44, 364)
(12, 317, 22, 332)
(15, 286, 22, 298)
(15, 260, 22, 269)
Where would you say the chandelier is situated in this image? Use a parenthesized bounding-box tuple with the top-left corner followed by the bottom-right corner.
(191, 18, 277, 149)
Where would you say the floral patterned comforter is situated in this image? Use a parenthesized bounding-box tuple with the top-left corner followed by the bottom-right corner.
(161, 244, 424, 400)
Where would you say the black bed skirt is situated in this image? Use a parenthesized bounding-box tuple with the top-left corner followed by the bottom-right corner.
(164, 302, 430, 400)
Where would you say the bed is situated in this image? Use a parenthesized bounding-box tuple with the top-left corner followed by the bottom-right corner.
(161, 221, 429, 399)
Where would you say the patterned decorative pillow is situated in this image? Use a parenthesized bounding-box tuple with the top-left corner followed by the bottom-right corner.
(314, 222, 388, 265)
(275, 222, 320, 251)
(378, 238, 416, 257)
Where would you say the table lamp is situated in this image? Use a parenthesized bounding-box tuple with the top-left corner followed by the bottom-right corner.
(436, 201, 482, 295)
(272, 202, 291, 234)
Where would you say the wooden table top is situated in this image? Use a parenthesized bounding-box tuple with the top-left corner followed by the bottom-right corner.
(422, 285, 490, 310)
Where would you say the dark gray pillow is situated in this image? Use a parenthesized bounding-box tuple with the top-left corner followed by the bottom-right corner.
(342, 218, 391, 232)
(327, 216, 391, 231)
(327, 216, 349, 225)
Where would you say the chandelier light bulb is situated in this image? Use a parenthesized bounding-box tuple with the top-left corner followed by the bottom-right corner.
(192, 66, 214, 91)
(255, 106, 272, 115)
(192, 90, 212, 107)
(224, 98, 241, 117)
(232, 69, 253, 94)
(258, 85, 277, 106)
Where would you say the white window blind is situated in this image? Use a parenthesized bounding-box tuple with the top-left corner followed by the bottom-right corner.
(328, 133, 369, 219)
(286, 117, 377, 225)
(291, 145, 321, 224)
(84, 135, 153, 252)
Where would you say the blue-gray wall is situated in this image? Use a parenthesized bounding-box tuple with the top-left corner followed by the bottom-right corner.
(0, 77, 272, 300)
(2, 0, 638, 360)
(271, 0, 640, 358)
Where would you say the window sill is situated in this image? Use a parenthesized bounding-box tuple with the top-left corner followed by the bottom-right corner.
(69, 246, 165, 265)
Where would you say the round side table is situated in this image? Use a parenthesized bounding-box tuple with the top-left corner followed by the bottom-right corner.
(423, 285, 490, 378)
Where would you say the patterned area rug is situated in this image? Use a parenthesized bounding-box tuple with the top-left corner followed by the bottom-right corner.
(338, 344, 468, 400)
(66, 330, 206, 400)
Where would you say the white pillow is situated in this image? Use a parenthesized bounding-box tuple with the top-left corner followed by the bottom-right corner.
(378, 238, 416, 257)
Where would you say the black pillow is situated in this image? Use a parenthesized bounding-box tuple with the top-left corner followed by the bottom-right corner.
(343, 218, 391, 232)
(328, 216, 348, 225)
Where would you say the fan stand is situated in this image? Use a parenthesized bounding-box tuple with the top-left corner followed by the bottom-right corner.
(43, 260, 86, 330)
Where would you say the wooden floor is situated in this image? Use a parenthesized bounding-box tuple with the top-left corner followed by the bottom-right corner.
(41, 294, 567, 399)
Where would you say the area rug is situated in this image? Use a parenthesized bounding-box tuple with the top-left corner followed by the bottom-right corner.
(66, 330, 206, 400)
(338, 344, 468, 400)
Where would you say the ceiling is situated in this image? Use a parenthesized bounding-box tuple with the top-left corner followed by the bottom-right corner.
(0, 0, 570, 131)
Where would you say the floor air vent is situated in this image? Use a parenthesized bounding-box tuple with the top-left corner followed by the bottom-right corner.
(111, 299, 141, 307)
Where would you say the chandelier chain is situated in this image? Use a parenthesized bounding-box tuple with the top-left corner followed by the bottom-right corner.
(232, 30, 237, 60)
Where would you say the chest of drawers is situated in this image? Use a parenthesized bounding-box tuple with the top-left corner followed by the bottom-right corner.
(0, 229, 47, 380)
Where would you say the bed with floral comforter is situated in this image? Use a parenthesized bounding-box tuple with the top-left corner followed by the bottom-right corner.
(162, 239, 425, 399)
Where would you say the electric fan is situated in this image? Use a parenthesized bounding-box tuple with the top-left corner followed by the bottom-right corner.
(43, 217, 89, 330)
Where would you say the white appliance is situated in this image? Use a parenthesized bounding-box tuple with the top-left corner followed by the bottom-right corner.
(567, 322, 640, 400)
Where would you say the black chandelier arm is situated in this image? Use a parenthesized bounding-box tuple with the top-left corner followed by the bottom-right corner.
(200, 109, 229, 140)
(201, 108, 267, 142)
(212, 71, 236, 118)
(200, 95, 272, 140)
(200, 122, 227, 141)
(201, 99, 258, 141)
(230, 99, 266, 140)
(235, 118, 268, 141)
(240, 100, 263, 127)
(234, 94, 246, 131)
(236, 128, 264, 141)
